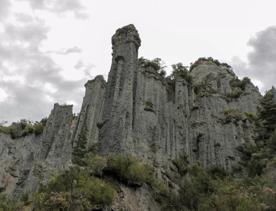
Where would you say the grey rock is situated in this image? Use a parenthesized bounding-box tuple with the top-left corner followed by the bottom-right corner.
(0, 25, 265, 210)
(99, 24, 141, 154)
(72, 75, 106, 150)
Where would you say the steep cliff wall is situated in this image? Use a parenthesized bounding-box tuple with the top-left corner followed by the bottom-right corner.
(96, 25, 261, 174)
(0, 25, 263, 207)
(0, 104, 74, 196)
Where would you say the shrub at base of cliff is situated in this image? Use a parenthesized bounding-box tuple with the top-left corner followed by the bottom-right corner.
(0, 194, 19, 211)
(158, 162, 275, 211)
(33, 166, 116, 210)
(104, 154, 156, 187)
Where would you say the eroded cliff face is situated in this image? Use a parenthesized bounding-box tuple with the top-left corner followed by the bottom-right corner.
(0, 104, 74, 196)
(88, 25, 262, 173)
(0, 24, 264, 210)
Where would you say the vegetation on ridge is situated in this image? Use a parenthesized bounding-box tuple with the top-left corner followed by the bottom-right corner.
(0, 118, 46, 139)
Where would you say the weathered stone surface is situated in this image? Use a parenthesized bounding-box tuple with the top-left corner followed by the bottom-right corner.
(0, 103, 74, 196)
(0, 134, 41, 195)
(0, 25, 265, 209)
(99, 24, 141, 154)
(97, 25, 262, 174)
(72, 75, 106, 150)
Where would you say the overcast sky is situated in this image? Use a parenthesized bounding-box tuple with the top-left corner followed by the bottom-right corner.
(0, 0, 276, 123)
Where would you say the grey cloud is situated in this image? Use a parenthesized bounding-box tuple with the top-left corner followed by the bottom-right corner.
(46, 46, 82, 55)
(0, 2, 88, 123)
(74, 60, 95, 78)
(0, 0, 11, 21)
(4, 21, 49, 47)
(232, 26, 276, 93)
(17, 0, 88, 19)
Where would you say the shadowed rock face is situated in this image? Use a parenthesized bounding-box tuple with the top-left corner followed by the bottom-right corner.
(0, 25, 264, 208)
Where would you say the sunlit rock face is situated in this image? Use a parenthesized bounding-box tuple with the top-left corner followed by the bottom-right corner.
(0, 25, 262, 204)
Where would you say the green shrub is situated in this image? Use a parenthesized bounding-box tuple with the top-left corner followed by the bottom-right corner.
(223, 109, 245, 124)
(229, 77, 251, 91)
(194, 79, 217, 97)
(226, 89, 243, 99)
(244, 112, 257, 123)
(106, 154, 155, 186)
(207, 166, 229, 179)
(33, 123, 44, 136)
(177, 163, 215, 210)
(0, 194, 19, 211)
(138, 57, 166, 77)
(144, 101, 154, 112)
(0, 126, 11, 134)
(33, 166, 116, 210)
(172, 155, 189, 176)
(170, 63, 192, 83)
(84, 153, 106, 177)
(0, 119, 45, 138)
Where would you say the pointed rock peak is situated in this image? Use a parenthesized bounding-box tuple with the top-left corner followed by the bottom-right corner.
(85, 75, 106, 87)
(53, 103, 73, 110)
(112, 24, 141, 48)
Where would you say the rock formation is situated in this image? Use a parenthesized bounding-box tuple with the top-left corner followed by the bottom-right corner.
(0, 24, 263, 209)
(0, 104, 74, 196)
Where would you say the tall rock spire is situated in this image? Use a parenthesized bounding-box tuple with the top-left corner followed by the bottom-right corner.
(99, 24, 141, 153)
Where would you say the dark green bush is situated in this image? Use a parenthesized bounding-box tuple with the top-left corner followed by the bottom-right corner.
(0, 119, 46, 138)
(106, 154, 155, 186)
(172, 155, 189, 176)
(170, 63, 192, 83)
(33, 166, 116, 210)
(138, 57, 166, 77)
(0, 194, 20, 211)
(223, 109, 245, 124)
(229, 77, 251, 91)
(144, 101, 154, 112)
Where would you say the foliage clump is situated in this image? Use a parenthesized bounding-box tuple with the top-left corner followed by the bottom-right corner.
(223, 109, 245, 124)
(237, 88, 276, 177)
(190, 57, 232, 71)
(225, 77, 252, 100)
(105, 154, 156, 187)
(0, 118, 46, 139)
(194, 77, 217, 97)
(138, 57, 166, 77)
(33, 166, 116, 211)
(169, 63, 193, 83)
(144, 101, 154, 112)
